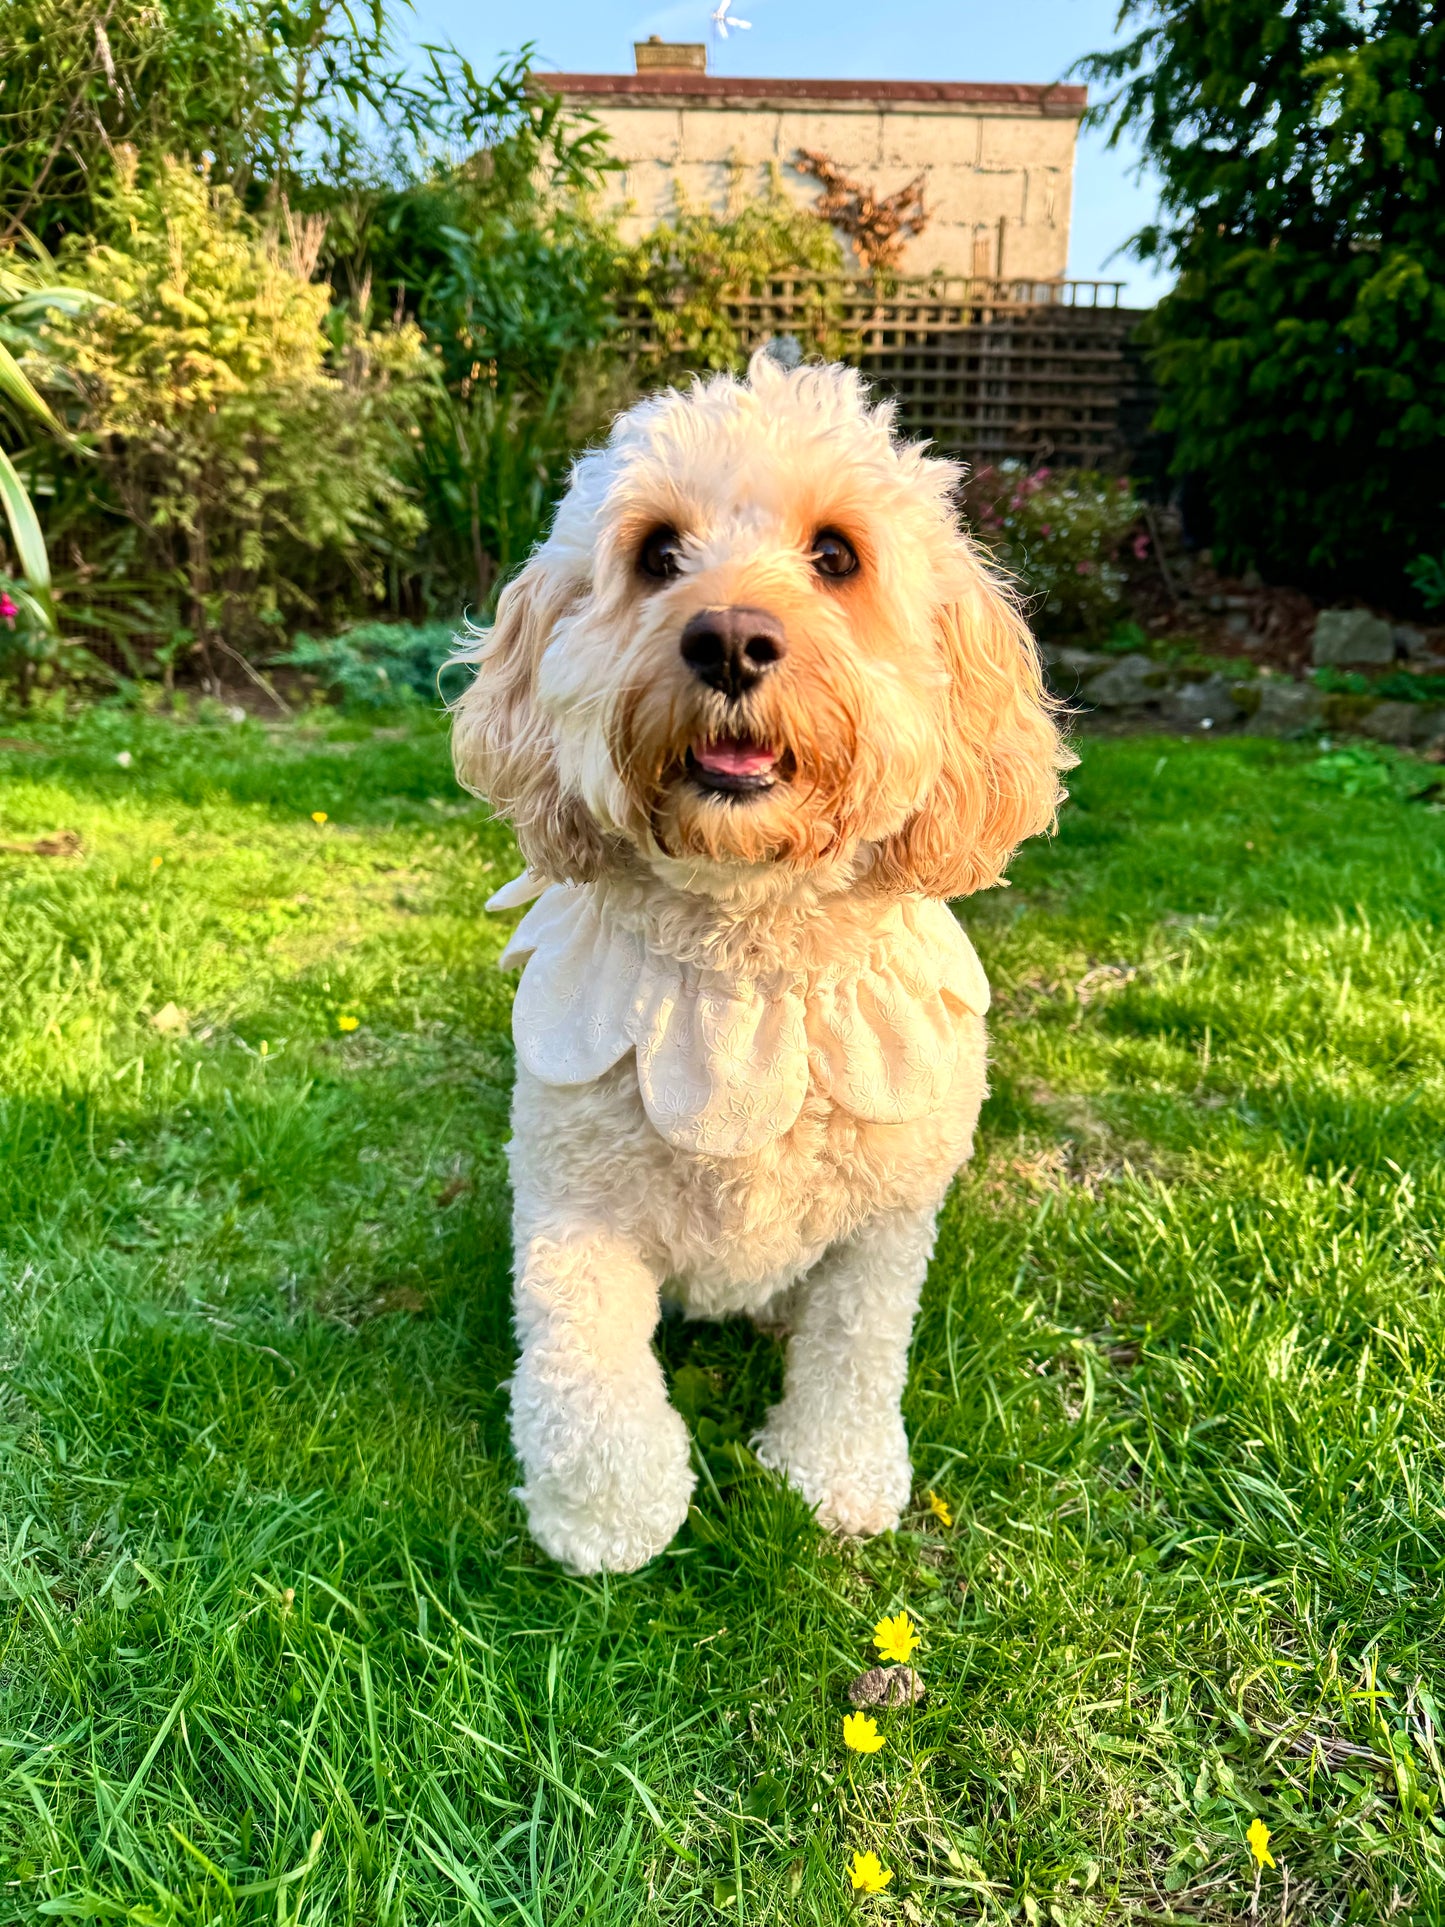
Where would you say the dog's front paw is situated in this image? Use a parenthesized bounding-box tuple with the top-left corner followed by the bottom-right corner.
(514, 1400, 695, 1575)
(754, 1406, 911, 1538)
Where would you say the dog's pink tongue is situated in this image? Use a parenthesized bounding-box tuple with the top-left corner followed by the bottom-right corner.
(694, 739, 776, 777)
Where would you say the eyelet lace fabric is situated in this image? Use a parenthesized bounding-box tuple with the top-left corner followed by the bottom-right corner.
(493, 877, 990, 1157)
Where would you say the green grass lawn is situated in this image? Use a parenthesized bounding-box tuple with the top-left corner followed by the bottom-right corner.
(3, 703, 1445, 1926)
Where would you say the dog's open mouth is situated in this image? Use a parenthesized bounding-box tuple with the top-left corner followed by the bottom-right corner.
(686, 735, 786, 795)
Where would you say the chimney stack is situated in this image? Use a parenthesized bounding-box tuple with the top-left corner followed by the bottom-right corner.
(633, 36, 707, 73)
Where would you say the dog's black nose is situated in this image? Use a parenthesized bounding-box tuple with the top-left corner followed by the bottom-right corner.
(679, 607, 786, 700)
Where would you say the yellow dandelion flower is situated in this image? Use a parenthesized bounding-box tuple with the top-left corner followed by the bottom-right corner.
(925, 1488, 953, 1526)
(873, 1610, 920, 1665)
(842, 1712, 884, 1754)
(311, 810, 328, 825)
(150, 855, 163, 871)
(337, 1014, 360, 1032)
(1246, 1818, 1275, 1870)
(847, 1850, 893, 1894)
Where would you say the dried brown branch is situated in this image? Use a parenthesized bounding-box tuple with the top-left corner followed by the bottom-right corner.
(793, 148, 928, 273)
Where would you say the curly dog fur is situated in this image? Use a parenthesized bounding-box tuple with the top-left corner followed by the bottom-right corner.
(452, 352, 1069, 1573)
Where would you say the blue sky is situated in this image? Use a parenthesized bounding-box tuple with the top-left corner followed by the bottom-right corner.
(398, 0, 1172, 307)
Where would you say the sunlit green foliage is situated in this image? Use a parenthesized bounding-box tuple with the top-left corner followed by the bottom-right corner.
(617, 176, 847, 381)
(0, 24, 624, 660)
(35, 157, 432, 679)
(0, 0, 579, 244)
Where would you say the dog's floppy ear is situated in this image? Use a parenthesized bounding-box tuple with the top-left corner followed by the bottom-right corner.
(451, 556, 609, 883)
(873, 551, 1071, 898)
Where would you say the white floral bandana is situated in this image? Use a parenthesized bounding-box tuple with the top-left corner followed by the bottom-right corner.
(491, 876, 990, 1158)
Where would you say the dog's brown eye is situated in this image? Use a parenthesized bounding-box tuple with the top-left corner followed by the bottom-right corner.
(811, 530, 859, 579)
(639, 526, 685, 581)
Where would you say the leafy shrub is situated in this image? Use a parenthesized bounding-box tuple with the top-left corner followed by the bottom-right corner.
(318, 84, 624, 616)
(38, 155, 432, 679)
(0, 576, 44, 688)
(1315, 665, 1445, 703)
(1306, 744, 1438, 801)
(1102, 619, 1151, 656)
(618, 176, 846, 380)
(0, 3, 584, 247)
(1380, 671, 1445, 703)
(375, 206, 627, 609)
(273, 621, 461, 710)
(961, 464, 1145, 639)
(1082, 1, 1445, 596)
(1407, 553, 1445, 613)
(1308, 747, 1395, 796)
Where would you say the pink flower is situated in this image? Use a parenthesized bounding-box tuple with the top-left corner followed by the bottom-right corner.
(1075, 561, 1094, 575)
(1132, 533, 1151, 559)
(0, 593, 16, 625)
(1033, 467, 1052, 482)
(1039, 523, 1053, 538)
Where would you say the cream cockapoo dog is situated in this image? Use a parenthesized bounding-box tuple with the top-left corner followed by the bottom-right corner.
(453, 351, 1068, 1574)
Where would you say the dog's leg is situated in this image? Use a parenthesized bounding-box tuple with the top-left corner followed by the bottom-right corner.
(509, 1219, 694, 1574)
(754, 1203, 936, 1537)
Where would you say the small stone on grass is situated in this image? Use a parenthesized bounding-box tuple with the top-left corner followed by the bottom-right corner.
(847, 1665, 925, 1708)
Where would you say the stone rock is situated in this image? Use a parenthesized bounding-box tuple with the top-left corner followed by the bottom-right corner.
(1044, 647, 1113, 698)
(1242, 681, 1325, 736)
(847, 1666, 925, 1709)
(1161, 674, 1242, 730)
(1312, 608, 1395, 667)
(1084, 655, 1168, 709)
(1356, 700, 1432, 747)
(1046, 646, 1112, 674)
(1394, 624, 1431, 660)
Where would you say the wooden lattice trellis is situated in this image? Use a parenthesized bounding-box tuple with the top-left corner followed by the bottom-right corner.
(617, 276, 1152, 470)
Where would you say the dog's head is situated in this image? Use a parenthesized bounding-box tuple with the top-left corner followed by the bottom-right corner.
(453, 354, 1069, 897)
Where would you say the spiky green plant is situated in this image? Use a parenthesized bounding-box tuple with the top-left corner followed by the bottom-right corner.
(0, 232, 99, 640)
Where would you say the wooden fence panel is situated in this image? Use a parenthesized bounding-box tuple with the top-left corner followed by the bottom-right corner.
(617, 276, 1152, 470)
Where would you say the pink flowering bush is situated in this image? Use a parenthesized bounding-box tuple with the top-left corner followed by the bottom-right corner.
(961, 463, 1145, 639)
(0, 575, 64, 698)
